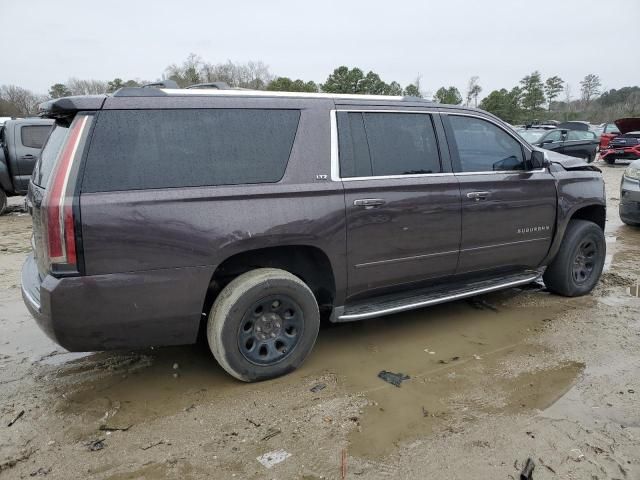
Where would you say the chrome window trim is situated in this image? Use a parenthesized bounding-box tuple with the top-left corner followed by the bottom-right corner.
(331, 109, 546, 182)
(330, 108, 444, 182)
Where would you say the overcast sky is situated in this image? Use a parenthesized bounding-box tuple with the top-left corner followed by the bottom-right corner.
(3, 0, 639, 98)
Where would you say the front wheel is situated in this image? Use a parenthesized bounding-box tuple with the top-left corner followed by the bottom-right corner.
(207, 268, 320, 382)
(543, 220, 606, 296)
(0, 189, 7, 215)
(604, 157, 615, 165)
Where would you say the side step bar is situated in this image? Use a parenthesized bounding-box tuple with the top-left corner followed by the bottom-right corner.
(334, 271, 540, 322)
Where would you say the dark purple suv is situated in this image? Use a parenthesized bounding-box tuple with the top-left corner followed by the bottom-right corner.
(22, 85, 607, 381)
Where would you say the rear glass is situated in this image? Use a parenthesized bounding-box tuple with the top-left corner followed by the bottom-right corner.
(82, 109, 300, 192)
(21, 125, 52, 149)
(32, 124, 69, 187)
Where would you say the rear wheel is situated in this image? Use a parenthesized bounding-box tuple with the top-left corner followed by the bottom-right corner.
(543, 220, 606, 296)
(0, 189, 7, 216)
(207, 268, 320, 382)
(605, 157, 616, 165)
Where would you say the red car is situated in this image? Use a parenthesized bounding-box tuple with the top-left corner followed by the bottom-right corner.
(599, 122, 620, 150)
(601, 118, 640, 165)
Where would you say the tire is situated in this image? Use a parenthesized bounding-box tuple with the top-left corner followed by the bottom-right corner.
(543, 220, 606, 297)
(207, 268, 320, 382)
(0, 189, 6, 216)
(605, 157, 615, 165)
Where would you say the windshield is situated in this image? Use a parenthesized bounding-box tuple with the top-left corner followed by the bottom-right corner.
(517, 129, 546, 143)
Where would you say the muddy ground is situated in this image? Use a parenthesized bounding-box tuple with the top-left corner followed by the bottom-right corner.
(1, 160, 639, 479)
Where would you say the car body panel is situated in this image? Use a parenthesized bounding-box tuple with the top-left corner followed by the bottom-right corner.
(21, 90, 607, 352)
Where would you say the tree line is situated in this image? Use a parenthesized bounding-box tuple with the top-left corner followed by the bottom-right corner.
(1, 53, 638, 125)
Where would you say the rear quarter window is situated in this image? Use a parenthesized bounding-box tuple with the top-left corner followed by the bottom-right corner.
(81, 109, 301, 193)
(21, 125, 52, 149)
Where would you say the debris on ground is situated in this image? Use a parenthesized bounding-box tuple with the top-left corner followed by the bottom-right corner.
(246, 418, 261, 427)
(141, 440, 167, 450)
(86, 439, 105, 451)
(0, 448, 36, 473)
(438, 356, 460, 364)
(99, 424, 132, 432)
(256, 449, 291, 468)
(519, 457, 535, 480)
(310, 383, 327, 393)
(7, 409, 24, 427)
(261, 428, 281, 441)
(341, 449, 347, 479)
(29, 466, 51, 476)
(378, 370, 410, 387)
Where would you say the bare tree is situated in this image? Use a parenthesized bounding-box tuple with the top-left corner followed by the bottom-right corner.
(0, 85, 47, 116)
(466, 76, 482, 107)
(66, 78, 108, 95)
(580, 74, 601, 104)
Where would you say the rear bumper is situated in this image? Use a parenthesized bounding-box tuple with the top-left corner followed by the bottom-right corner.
(21, 253, 212, 351)
(620, 176, 640, 224)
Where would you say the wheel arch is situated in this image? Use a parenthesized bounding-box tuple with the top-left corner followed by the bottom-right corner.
(201, 244, 337, 323)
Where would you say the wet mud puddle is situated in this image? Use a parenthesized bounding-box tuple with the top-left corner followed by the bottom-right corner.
(6, 285, 584, 462)
(308, 289, 585, 458)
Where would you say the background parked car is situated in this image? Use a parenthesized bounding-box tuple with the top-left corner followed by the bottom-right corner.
(620, 159, 640, 226)
(517, 127, 599, 162)
(601, 118, 640, 165)
(599, 122, 621, 150)
(0, 118, 54, 214)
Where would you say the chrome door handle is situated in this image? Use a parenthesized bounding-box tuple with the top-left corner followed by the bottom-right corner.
(353, 198, 386, 208)
(466, 191, 490, 201)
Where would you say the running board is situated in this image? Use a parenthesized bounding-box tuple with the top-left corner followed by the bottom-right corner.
(334, 271, 540, 322)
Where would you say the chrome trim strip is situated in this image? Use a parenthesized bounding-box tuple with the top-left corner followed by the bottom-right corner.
(462, 237, 550, 252)
(355, 249, 459, 269)
(330, 109, 546, 181)
(161, 88, 406, 101)
(330, 110, 340, 181)
(337, 274, 539, 321)
(21, 284, 41, 312)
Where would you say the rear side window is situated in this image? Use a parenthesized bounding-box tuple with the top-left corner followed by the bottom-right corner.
(448, 115, 525, 172)
(21, 125, 52, 149)
(337, 112, 441, 178)
(82, 109, 300, 192)
(32, 124, 69, 187)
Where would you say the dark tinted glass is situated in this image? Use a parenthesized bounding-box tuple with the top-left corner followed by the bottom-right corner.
(338, 112, 441, 178)
(337, 112, 373, 177)
(32, 124, 69, 187)
(363, 113, 440, 175)
(82, 109, 300, 192)
(449, 115, 524, 172)
(21, 125, 52, 149)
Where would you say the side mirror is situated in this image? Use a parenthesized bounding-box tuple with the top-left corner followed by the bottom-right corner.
(529, 150, 548, 169)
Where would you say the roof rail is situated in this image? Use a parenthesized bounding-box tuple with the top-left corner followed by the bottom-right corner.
(141, 80, 180, 89)
(186, 82, 231, 90)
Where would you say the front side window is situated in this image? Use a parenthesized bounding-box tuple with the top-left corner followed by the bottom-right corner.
(21, 125, 52, 149)
(337, 112, 441, 178)
(567, 130, 596, 141)
(82, 109, 300, 192)
(449, 115, 525, 172)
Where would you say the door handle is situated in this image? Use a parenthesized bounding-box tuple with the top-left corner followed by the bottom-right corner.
(353, 198, 386, 208)
(20, 154, 35, 159)
(466, 191, 491, 201)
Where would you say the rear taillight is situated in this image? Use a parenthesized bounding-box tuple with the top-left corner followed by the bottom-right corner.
(42, 115, 90, 273)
